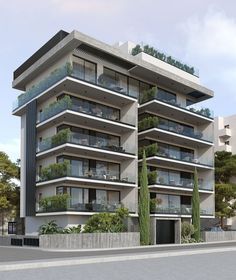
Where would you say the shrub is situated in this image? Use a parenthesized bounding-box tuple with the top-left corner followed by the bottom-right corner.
(138, 116, 159, 131)
(138, 170, 157, 185)
(150, 198, 162, 213)
(40, 95, 72, 122)
(181, 222, 196, 243)
(39, 220, 81, 235)
(148, 171, 158, 185)
(138, 143, 158, 159)
(40, 160, 70, 181)
(131, 44, 196, 76)
(39, 194, 69, 212)
(39, 220, 62, 235)
(83, 207, 129, 233)
(63, 225, 81, 234)
(51, 128, 71, 147)
(140, 87, 157, 104)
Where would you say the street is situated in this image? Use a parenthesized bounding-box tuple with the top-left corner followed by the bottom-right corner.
(0, 245, 236, 280)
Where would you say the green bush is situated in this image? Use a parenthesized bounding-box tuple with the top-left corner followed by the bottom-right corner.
(138, 143, 158, 159)
(150, 198, 162, 213)
(39, 220, 63, 234)
(39, 220, 81, 235)
(63, 225, 81, 234)
(138, 116, 159, 131)
(51, 129, 71, 147)
(39, 194, 69, 212)
(148, 171, 158, 185)
(40, 160, 70, 181)
(140, 87, 157, 104)
(138, 170, 157, 185)
(131, 44, 196, 76)
(131, 44, 142, 56)
(181, 222, 196, 243)
(83, 207, 129, 233)
(41, 95, 72, 121)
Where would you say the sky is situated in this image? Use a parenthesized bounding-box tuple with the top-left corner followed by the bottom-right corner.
(1, 0, 236, 161)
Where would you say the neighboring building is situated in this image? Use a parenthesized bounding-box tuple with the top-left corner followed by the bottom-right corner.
(214, 115, 236, 153)
(12, 30, 215, 243)
(214, 115, 236, 229)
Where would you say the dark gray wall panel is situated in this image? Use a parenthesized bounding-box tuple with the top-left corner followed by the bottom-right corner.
(25, 100, 37, 216)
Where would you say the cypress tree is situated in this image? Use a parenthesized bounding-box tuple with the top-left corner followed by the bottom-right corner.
(192, 168, 200, 241)
(139, 150, 150, 245)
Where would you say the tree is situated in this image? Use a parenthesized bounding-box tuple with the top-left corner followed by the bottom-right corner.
(215, 184, 236, 228)
(192, 168, 200, 241)
(215, 151, 236, 184)
(139, 150, 150, 245)
(0, 152, 20, 235)
(214, 151, 236, 227)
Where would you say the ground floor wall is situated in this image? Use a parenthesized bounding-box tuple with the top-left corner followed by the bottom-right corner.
(24, 215, 139, 235)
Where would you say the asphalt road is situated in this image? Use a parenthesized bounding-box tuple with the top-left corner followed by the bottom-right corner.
(0, 249, 236, 280)
(1, 241, 236, 262)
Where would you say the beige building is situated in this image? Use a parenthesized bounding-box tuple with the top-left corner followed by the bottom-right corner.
(214, 115, 236, 153)
(12, 30, 215, 243)
(215, 115, 236, 229)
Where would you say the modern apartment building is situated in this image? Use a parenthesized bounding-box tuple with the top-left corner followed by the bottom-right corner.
(12, 30, 214, 243)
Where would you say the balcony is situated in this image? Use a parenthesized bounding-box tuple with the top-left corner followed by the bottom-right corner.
(36, 95, 135, 134)
(219, 127, 231, 139)
(150, 176, 214, 191)
(37, 162, 136, 186)
(150, 204, 213, 216)
(36, 199, 136, 214)
(139, 87, 213, 121)
(138, 116, 213, 145)
(13, 62, 139, 112)
(138, 143, 213, 169)
(37, 129, 135, 161)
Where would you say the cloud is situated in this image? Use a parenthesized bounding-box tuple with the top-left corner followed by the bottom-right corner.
(179, 9, 236, 115)
(0, 138, 20, 162)
(50, 0, 123, 14)
(182, 9, 236, 59)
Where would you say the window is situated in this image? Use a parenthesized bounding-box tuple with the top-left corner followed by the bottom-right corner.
(8, 222, 17, 235)
(58, 94, 120, 122)
(186, 99, 194, 107)
(57, 156, 120, 180)
(84, 61, 96, 83)
(73, 58, 96, 83)
(224, 125, 230, 129)
(225, 141, 230, 145)
(129, 78, 139, 98)
(158, 89, 176, 104)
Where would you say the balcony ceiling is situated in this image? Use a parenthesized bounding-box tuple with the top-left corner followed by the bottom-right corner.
(139, 100, 213, 126)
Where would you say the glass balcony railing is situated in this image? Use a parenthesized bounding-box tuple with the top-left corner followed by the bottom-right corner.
(13, 63, 139, 111)
(139, 88, 213, 119)
(138, 116, 213, 143)
(155, 176, 213, 191)
(150, 204, 214, 215)
(37, 164, 135, 184)
(140, 143, 213, 166)
(13, 64, 70, 111)
(36, 199, 136, 213)
(156, 148, 213, 167)
(38, 96, 134, 127)
(37, 130, 133, 155)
